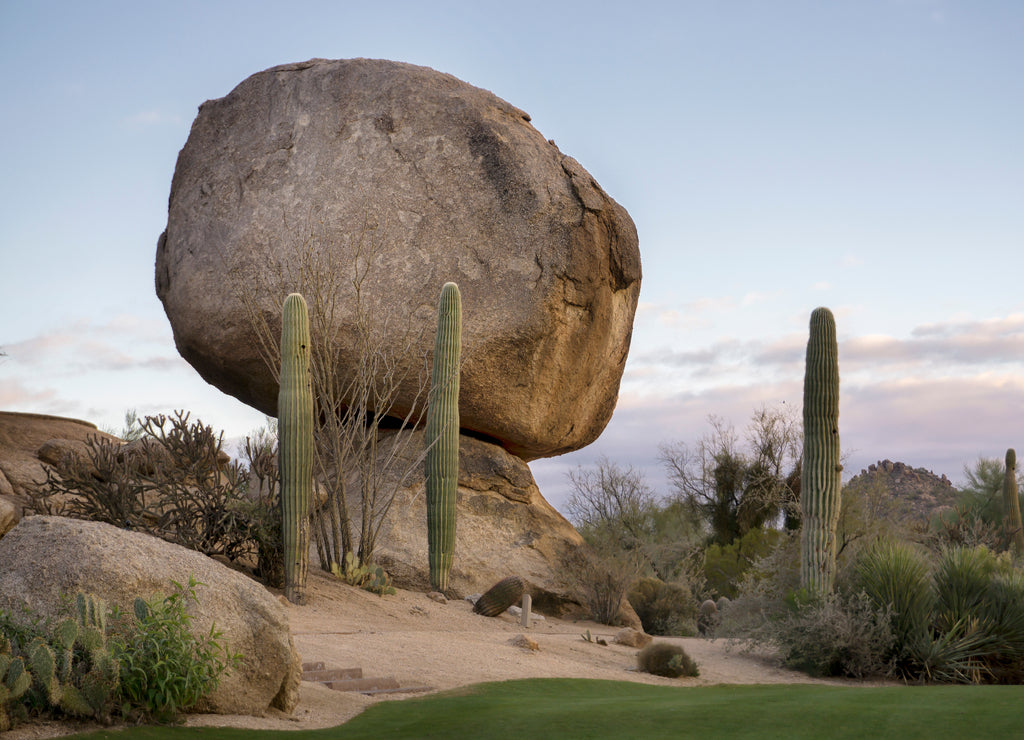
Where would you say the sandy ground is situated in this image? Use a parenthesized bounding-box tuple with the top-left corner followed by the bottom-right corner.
(6, 569, 880, 738)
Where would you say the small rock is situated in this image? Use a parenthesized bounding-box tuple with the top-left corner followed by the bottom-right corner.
(613, 628, 652, 648)
(509, 634, 539, 651)
(426, 591, 448, 604)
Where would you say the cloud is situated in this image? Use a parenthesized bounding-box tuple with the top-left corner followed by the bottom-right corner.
(3, 318, 181, 374)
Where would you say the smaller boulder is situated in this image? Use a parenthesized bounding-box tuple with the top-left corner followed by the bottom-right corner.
(509, 634, 539, 651)
(613, 627, 652, 648)
(0, 516, 300, 716)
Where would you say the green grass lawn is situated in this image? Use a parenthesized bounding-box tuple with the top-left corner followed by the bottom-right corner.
(63, 679, 1022, 740)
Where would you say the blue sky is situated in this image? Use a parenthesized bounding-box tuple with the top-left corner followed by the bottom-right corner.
(2, 1, 1022, 512)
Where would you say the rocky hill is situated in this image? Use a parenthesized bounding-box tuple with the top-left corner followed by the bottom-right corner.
(845, 459, 960, 524)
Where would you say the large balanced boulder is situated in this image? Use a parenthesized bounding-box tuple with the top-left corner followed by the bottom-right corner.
(156, 58, 641, 461)
(0, 516, 301, 716)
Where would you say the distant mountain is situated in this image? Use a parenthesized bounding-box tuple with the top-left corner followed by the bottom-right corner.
(845, 459, 960, 524)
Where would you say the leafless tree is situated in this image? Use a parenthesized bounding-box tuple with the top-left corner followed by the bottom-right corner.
(231, 212, 438, 571)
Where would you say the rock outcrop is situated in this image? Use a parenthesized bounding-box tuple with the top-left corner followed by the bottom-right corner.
(156, 58, 641, 461)
(847, 459, 959, 523)
(333, 431, 584, 614)
(0, 516, 301, 716)
(0, 412, 120, 536)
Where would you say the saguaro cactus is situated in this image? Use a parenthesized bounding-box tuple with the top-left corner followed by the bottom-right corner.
(1003, 449, 1024, 557)
(800, 307, 842, 596)
(425, 282, 462, 592)
(279, 292, 315, 604)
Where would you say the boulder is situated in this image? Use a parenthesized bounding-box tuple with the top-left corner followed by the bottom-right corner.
(0, 516, 300, 716)
(156, 58, 641, 461)
(334, 431, 584, 614)
(0, 412, 120, 535)
(613, 627, 653, 648)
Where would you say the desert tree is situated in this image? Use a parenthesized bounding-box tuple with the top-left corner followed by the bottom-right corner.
(230, 212, 438, 572)
(658, 404, 802, 547)
(565, 456, 703, 583)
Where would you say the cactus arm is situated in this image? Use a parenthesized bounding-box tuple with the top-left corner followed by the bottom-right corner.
(425, 282, 462, 592)
(279, 292, 315, 604)
(799, 307, 842, 596)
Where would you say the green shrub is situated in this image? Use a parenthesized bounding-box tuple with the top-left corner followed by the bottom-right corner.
(636, 642, 699, 678)
(703, 527, 783, 599)
(628, 578, 697, 636)
(113, 577, 240, 723)
(775, 591, 895, 678)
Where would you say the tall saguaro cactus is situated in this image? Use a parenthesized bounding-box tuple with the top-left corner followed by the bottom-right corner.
(1003, 449, 1024, 557)
(425, 282, 462, 592)
(279, 292, 315, 604)
(800, 307, 842, 596)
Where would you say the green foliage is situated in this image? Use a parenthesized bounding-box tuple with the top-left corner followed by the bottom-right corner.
(853, 543, 1024, 683)
(425, 282, 462, 593)
(627, 578, 697, 636)
(800, 306, 842, 596)
(279, 292, 315, 605)
(113, 577, 240, 723)
(636, 642, 699, 678)
(660, 405, 802, 548)
(330, 552, 396, 596)
(703, 527, 783, 599)
(473, 576, 526, 618)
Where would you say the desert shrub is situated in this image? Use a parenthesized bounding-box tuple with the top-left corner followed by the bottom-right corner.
(560, 543, 643, 625)
(29, 411, 281, 582)
(773, 591, 896, 678)
(703, 527, 783, 599)
(113, 577, 240, 723)
(716, 532, 800, 638)
(697, 599, 719, 636)
(628, 578, 697, 636)
(636, 642, 699, 678)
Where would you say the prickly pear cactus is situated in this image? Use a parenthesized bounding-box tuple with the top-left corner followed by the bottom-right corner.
(473, 575, 526, 617)
(425, 282, 462, 592)
(800, 307, 842, 596)
(279, 292, 315, 604)
(1004, 449, 1024, 557)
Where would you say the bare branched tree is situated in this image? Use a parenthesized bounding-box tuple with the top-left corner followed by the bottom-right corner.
(659, 404, 802, 546)
(231, 212, 438, 571)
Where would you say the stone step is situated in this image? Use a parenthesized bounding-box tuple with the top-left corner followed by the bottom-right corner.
(324, 676, 400, 692)
(301, 661, 325, 672)
(303, 667, 363, 682)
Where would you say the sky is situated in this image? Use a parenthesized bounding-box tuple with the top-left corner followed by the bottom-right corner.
(2, 1, 1023, 515)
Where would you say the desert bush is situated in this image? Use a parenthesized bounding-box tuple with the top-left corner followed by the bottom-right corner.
(716, 532, 800, 639)
(773, 591, 896, 678)
(628, 578, 697, 636)
(636, 642, 699, 678)
(29, 411, 282, 582)
(853, 543, 1024, 684)
(113, 577, 240, 723)
(560, 543, 643, 625)
(703, 527, 783, 599)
